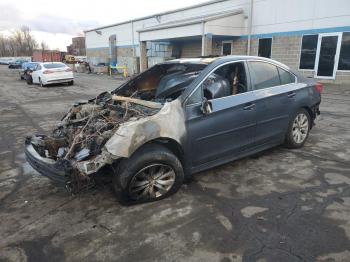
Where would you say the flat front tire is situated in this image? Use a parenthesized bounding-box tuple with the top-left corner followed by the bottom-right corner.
(113, 144, 184, 204)
(26, 75, 33, 85)
(285, 108, 311, 148)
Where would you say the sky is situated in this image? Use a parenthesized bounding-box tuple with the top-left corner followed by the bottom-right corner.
(0, 0, 210, 51)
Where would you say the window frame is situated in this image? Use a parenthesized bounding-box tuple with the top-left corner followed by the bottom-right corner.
(257, 37, 273, 58)
(185, 60, 252, 105)
(221, 41, 233, 56)
(337, 31, 350, 72)
(298, 34, 319, 71)
(314, 32, 343, 79)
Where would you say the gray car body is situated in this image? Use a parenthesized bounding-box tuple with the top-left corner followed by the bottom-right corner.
(104, 56, 321, 176)
(25, 56, 321, 182)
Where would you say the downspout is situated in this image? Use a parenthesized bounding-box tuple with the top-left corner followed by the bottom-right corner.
(131, 21, 135, 57)
(201, 21, 205, 56)
(131, 20, 137, 74)
(138, 31, 142, 73)
(247, 0, 253, 55)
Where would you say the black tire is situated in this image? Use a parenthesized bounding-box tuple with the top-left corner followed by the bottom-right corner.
(26, 75, 33, 85)
(113, 143, 184, 205)
(68, 80, 74, 86)
(285, 108, 311, 149)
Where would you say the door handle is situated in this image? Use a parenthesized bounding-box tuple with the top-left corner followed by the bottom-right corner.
(243, 103, 255, 110)
(287, 91, 296, 98)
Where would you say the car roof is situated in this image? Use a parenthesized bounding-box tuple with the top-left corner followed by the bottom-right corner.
(165, 55, 290, 70)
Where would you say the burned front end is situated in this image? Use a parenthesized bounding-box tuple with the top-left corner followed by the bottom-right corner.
(25, 61, 207, 192)
(25, 92, 162, 192)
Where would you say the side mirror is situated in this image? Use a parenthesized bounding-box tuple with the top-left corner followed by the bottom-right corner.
(201, 98, 212, 115)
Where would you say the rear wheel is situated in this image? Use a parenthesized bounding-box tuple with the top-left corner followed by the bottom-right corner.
(68, 80, 74, 86)
(285, 108, 311, 148)
(113, 144, 184, 204)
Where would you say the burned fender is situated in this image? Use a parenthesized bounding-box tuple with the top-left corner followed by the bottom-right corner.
(105, 99, 186, 158)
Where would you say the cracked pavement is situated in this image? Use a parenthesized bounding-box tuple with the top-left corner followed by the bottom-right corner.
(0, 65, 350, 262)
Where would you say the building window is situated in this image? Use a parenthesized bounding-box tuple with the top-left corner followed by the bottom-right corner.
(299, 34, 318, 70)
(222, 42, 232, 56)
(338, 32, 350, 70)
(258, 38, 272, 58)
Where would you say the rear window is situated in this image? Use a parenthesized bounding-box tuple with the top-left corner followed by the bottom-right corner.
(278, 67, 295, 85)
(249, 61, 280, 90)
(43, 63, 66, 69)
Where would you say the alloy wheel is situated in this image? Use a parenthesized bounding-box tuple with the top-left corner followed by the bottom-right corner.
(292, 113, 309, 144)
(128, 164, 176, 201)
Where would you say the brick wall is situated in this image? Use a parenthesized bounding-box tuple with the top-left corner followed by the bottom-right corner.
(270, 36, 301, 69)
(86, 48, 109, 64)
(181, 41, 202, 58)
(117, 47, 134, 58)
(232, 39, 247, 55)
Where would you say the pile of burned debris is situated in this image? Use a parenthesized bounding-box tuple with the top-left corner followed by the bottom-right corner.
(39, 92, 163, 163)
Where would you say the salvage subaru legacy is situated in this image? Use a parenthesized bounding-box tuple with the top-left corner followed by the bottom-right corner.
(25, 56, 321, 204)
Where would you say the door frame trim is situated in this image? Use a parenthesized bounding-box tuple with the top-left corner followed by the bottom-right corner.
(314, 32, 343, 80)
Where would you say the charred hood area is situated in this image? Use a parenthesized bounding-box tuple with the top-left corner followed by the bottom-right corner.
(31, 92, 161, 163)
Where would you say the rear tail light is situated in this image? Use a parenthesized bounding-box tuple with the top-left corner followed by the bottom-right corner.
(315, 82, 323, 94)
(65, 68, 72, 72)
(43, 70, 54, 74)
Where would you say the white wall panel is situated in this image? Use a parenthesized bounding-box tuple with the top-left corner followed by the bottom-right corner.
(86, 0, 350, 50)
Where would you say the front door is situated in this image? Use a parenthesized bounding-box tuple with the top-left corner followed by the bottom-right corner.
(185, 94, 256, 169)
(315, 33, 342, 79)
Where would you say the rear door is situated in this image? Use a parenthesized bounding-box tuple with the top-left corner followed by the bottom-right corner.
(247, 61, 297, 146)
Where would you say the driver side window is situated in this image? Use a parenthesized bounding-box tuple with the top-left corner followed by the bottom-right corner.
(202, 62, 248, 101)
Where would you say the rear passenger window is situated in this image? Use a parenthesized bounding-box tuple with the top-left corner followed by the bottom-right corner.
(278, 67, 295, 85)
(249, 62, 280, 90)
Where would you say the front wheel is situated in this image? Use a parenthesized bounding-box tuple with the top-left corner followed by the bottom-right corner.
(26, 75, 33, 85)
(285, 108, 311, 149)
(113, 144, 184, 204)
(68, 80, 74, 86)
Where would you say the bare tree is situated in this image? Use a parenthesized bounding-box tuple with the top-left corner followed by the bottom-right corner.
(40, 41, 49, 51)
(0, 26, 39, 57)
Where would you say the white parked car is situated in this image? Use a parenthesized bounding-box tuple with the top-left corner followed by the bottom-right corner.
(27, 62, 74, 87)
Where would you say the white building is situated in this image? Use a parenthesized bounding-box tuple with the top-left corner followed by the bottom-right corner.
(85, 0, 350, 83)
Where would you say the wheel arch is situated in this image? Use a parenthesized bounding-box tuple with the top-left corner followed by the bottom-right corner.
(136, 137, 185, 167)
(301, 105, 315, 129)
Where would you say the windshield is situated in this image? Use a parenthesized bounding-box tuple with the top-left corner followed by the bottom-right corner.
(43, 63, 66, 69)
(114, 63, 207, 101)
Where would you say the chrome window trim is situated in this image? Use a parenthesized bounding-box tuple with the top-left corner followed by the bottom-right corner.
(184, 59, 297, 106)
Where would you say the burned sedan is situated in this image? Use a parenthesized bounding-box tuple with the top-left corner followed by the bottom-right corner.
(25, 56, 322, 203)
